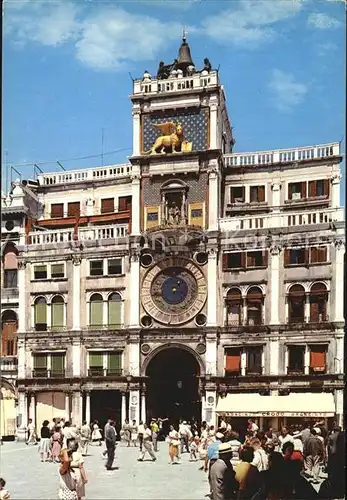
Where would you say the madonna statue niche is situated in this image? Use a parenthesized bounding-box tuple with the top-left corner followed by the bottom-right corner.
(161, 180, 188, 227)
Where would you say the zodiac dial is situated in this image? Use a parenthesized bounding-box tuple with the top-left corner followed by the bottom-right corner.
(141, 257, 207, 326)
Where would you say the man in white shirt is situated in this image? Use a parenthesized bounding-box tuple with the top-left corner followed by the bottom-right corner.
(250, 437, 268, 472)
(278, 426, 294, 450)
(26, 419, 37, 445)
(179, 420, 191, 454)
(138, 421, 145, 452)
(137, 424, 156, 462)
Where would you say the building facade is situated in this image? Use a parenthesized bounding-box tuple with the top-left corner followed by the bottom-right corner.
(1, 38, 344, 438)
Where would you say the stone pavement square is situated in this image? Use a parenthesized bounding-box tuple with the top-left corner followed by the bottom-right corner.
(0, 441, 209, 499)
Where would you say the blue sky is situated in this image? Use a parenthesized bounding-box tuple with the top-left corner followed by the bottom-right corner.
(3, 0, 345, 196)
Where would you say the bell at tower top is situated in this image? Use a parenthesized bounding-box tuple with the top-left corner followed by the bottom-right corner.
(176, 28, 194, 74)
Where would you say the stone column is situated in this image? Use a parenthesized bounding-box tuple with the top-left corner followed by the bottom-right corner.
(129, 253, 140, 327)
(208, 164, 219, 231)
(17, 338, 26, 379)
(85, 392, 91, 424)
(335, 334, 344, 374)
(304, 293, 310, 323)
(28, 393, 36, 425)
(65, 392, 71, 421)
(241, 350, 247, 376)
(71, 391, 83, 425)
(209, 103, 218, 149)
(72, 254, 81, 330)
(205, 334, 217, 376)
(201, 392, 206, 423)
(131, 170, 141, 236)
(17, 260, 26, 333)
(271, 183, 281, 228)
(207, 249, 218, 326)
(72, 343, 81, 377)
(140, 390, 146, 423)
(16, 391, 28, 441)
(132, 109, 141, 157)
(269, 245, 281, 325)
(121, 392, 127, 424)
(334, 389, 343, 428)
(242, 297, 247, 326)
(331, 174, 341, 208)
(128, 390, 140, 423)
(204, 390, 217, 427)
(304, 345, 310, 375)
(333, 240, 345, 322)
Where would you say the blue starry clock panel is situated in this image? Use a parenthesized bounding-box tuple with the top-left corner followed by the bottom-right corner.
(142, 108, 209, 153)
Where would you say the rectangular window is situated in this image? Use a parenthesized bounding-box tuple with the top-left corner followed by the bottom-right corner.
(289, 249, 307, 265)
(108, 258, 122, 276)
(67, 202, 80, 217)
(118, 196, 132, 212)
(250, 186, 265, 203)
(51, 264, 65, 279)
(287, 345, 305, 374)
(90, 260, 104, 276)
(147, 212, 158, 221)
(88, 352, 104, 376)
(33, 354, 48, 377)
(51, 203, 64, 218)
(310, 246, 328, 264)
(289, 182, 306, 200)
(223, 252, 244, 270)
(316, 180, 324, 197)
(101, 198, 115, 214)
(34, 265, 47, 280)
(230, 186, 245, 203)
(191, 209, 203, 218)
(246, 251, 265, 268)
(308, 180, 329, 198)
(246, 347, 262, 375)
(3, 270, 18, 288)
(225, 348, 241, 374)
(107, 352, 122, 375)
(51, 354, 65, 376)
(309, 345, 327, 374)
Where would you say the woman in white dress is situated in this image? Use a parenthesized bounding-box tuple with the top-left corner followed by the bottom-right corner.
(69, 440, 88, 500)
(91, 421, 102, 446)
(58, 447, 78, 500)
(167, 425, 180, 465)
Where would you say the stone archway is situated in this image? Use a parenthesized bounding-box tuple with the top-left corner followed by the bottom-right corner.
(145, 345, 201, 428)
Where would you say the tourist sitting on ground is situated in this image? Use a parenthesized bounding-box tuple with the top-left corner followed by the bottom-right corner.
(234, 447, 261, 499)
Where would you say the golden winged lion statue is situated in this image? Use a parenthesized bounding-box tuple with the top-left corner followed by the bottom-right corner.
(145, 121, 185, 155)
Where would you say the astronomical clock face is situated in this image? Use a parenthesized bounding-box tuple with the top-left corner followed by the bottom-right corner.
(141, 257, 207, 325)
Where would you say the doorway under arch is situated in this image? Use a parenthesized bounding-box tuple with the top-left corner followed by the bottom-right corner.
(145, 347, 201, 428)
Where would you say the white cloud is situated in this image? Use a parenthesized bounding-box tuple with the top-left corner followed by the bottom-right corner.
(316, 41, 338, 56)
(307, 12, 341, 29)
(202, 0, 304, 47)
(268, 69, 308, 112)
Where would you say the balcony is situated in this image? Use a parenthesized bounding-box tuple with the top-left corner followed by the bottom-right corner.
(0, 357, 18, 373)
(220, 207, 344, 232)
(27, 224, 128, 246)
(1, 288, 19, 301)
(224, 142, 340, 168)
(88, 368, 123, 377)
(32, 369, 65, 378)
(132, 71, 219, 95)
(37, 163, 132, 186)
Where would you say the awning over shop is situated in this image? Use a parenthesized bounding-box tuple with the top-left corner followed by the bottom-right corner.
(215, 393, 335, 418)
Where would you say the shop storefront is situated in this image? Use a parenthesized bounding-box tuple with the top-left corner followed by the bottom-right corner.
(216, 392, 336, 435)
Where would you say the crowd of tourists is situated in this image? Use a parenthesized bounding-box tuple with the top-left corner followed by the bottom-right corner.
(3, 416, 344, 499)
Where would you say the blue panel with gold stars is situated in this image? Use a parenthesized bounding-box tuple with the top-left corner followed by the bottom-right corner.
(142, 108, 209, 153)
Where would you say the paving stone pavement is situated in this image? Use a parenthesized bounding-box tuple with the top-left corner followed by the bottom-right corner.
(0, 441, 209, 499)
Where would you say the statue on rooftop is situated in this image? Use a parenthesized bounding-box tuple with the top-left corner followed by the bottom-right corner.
(203, 58, 212, 73)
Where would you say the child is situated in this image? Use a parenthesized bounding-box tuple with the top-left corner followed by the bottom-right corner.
(0, 478, 10, 500)
(189, 435, 200, 461)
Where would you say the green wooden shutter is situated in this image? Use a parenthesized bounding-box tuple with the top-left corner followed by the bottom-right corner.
(89, 353, 103, 367)
(108, 297, 121, 327)
(52, 302, 64, 329)
(34, 354, 47, 369)
(35, 302, 47, 324)
(107, 352, 122, 373)
(90, 300, 103, 326)
(51, 354, 64, 374)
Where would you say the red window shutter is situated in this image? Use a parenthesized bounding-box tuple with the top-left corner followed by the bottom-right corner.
(222, 253, 229, 270)
(284, 248, 290, 266)
(246, 252, 254, 268)
(304, 248, 309, 264)
(68, 202, 80, 217)
(308, 181, 316, 198)
(101, 198, 114, 214)
(241, 252, 246, 268)
(301, 182, 307, 199)
(51, 204, 64, 218)
(323, 179, 330, 197)
(241, 187, 245, 202)
(310, 349, 326, 372)
(319, 247, 327, 262)
(118, 196, 131, 211)
(288, 183, 293, 200)
(225, 351, 241, 372)
(310, 247, 317, 263)
(310, 301, 319, 322)
(258, 186, 265, 202)
(262, 250, 268, 267)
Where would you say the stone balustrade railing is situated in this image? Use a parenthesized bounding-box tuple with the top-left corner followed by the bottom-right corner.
(224, 142, 341, 167)
(38, 163, 132, 186)
(27, 224, 128, 245)
(133, 71, 219, 95)
(219, 207, 344, 232)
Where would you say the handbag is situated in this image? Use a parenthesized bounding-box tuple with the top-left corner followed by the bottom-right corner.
(171, 439, 180, 446)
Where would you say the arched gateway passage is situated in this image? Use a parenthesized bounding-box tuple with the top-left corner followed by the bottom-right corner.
(145, 347, 201, 427)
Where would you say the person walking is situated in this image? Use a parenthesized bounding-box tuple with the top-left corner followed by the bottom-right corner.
(250, 437, 269, 472)
(303, 428, 324, 484)
(101, 418, 112, 458)
(137, 421, 145, 452)
(63, 422, 77, 449)
(38, 420, 51, 462)
(51, 426, 63, 463)
(210, 443, 238, 500)
(79, 422, 91, 456)
(137, 423, 156, 462)
(69, 439, 88, 500)
(130, 420, 138, 447)
(26, 419, 37, 445)
(234, 447, 261, 500)
(105, 420, 117, 471)
(91, 421, 102, 446)
(150, 419, 159, 452)
(179, 420, 190, 454)
(205, 432, 224, 498)
(167, 424, 180, 465)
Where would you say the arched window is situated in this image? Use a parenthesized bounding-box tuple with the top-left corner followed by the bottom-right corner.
(246, 287, 263, 325)
(1, 310, 18, 356)
(89, 293, 103, 327)
(288, 285, 305, 324)
(2, 244, 18, 289)
(310, 283, 328, 323)
(51, 296, 65, 330)
(108, 293, 122, 328)
(34, 297, 47, 331)
(225, 288, 242, 326)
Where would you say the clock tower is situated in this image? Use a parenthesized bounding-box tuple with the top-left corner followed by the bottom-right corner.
(128, 34, 234, 425)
